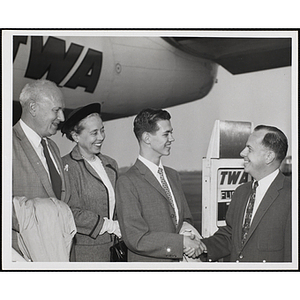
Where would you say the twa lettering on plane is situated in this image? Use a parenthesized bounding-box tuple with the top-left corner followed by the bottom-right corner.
(14, 36, 102, 93)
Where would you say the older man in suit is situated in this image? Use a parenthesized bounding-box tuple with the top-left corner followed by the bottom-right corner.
(200, 125, 291, 262)
(13, 79, 75, 261)
(116, 108, 202, 262)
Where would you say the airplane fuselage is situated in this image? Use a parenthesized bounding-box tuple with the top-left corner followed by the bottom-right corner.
(13, 35, 218, 120)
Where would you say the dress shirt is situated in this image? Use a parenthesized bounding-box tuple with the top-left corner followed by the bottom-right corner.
(138, 155, 179, 222)
(244, 169, 279, 224)
(19, 119, 60, 180)
(84, 156, 116, 221)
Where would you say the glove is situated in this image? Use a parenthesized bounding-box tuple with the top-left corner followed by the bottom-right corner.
(99, 217, 122, 238)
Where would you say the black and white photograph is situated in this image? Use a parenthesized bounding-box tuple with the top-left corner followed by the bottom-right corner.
(2, 29, 298, 271)
(1, 26, 299, 300)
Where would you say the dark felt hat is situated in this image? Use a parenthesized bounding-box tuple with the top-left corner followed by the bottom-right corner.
(61, 103, 101, 135)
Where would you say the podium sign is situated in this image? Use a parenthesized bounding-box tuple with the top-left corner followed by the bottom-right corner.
(218, 167, 249, 222)
(202, 120, 253, 237)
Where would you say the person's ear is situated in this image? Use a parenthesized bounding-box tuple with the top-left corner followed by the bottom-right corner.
(266, 150, 276, 165)
(71, 131, 79, 143)
(142, 132, 151, 144)
(29, 101, 37, 117)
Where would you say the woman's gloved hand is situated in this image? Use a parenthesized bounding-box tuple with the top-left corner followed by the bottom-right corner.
(100, 217, 122, 238)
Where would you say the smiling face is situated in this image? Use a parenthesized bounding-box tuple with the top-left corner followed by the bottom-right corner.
(240, 129, 270, 180)
(147, 119, 175, 159)
(73, 114, 105, 159)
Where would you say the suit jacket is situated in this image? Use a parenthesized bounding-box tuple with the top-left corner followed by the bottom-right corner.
(62, 145, 118, 262)
(116, 159, 193, 262)
(202, 171, 291, 262)
(12, 121, 71, 253)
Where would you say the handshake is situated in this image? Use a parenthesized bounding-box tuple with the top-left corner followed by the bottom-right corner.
(182, 231, 207, 259)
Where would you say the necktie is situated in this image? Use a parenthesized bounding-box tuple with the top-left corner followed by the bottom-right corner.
(41, 139, 62, 199)
(241, 181, 258, 245)
(158, 167, 177, 224)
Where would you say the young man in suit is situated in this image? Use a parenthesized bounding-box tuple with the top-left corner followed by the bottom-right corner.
(116, 108, 202, 262)
(12, 79, 76, 261)
(200, 125, 291, 262)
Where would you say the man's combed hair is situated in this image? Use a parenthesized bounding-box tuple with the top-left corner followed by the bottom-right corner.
(19, 79, 60, 107)
(255, 125, 288, 163)
(133, 108, 171, 141)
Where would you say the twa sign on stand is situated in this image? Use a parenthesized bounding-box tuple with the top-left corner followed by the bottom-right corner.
(202, 120, 253, 237)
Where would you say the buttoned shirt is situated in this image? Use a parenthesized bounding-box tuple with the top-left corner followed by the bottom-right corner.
(138, 155, 179, 222)
(19, 119, 60, 180)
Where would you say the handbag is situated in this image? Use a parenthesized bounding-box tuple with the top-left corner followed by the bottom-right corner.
(110, 235, 127, 262)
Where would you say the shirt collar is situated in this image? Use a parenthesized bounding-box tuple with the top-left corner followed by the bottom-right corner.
(138, 155, 163, 174)
(257, 169, 279, 191)
(20, 119, 43, 148)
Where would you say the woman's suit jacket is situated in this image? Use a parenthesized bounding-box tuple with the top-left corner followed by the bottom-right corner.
(62, 145, 118, 261)
(202, 171, 291, 262)
(13, 121, 71, 253)
(116, 159, 193, 262)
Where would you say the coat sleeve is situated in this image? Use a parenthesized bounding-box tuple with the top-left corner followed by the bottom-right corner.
(116, 174, 184, 260)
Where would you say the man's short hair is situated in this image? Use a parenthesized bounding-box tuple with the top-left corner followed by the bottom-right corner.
(133, 108, 171, 141)
(254, 125, 288, 163)
(19, 79, 61, 107)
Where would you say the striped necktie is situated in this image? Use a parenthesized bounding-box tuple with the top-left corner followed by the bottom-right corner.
(158, 167, 177, 224)
(41, 139, 62, 199)
(241, 181, 258, 245)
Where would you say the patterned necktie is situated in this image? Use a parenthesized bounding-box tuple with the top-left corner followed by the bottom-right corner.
(158, 167, 177, 224)
(241, 181, 258, 245)
(41, 139, 62, 199)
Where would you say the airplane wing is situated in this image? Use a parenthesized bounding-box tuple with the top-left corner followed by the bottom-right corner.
(163, 37, 292, 74)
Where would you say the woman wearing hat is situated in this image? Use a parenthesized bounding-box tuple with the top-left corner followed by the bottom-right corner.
(61, 103, 121, 262)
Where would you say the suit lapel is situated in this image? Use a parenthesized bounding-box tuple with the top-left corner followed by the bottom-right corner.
(84, 159, 102, 180)
(83, 155, 116, 187)
(242, 172, 284, 247)
(70, 145, 117, 186)
(14, 123, 55, 198)
(100, 154, 118, 186)
(135, 160, 178, 227)
(135, 160, 176, 200)
(136, 160, 167, 199)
